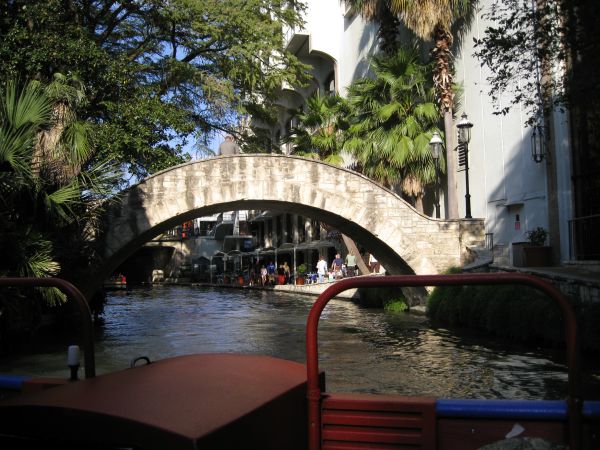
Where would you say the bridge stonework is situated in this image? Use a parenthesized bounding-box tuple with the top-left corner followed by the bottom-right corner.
(95, 155, 483, 292)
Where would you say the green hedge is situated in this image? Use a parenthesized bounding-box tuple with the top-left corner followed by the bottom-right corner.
(427, 269, 600, 352)
(428, 283, 563, 343)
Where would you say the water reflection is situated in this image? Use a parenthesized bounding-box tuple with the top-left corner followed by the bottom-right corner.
(0, 285, 597, 400)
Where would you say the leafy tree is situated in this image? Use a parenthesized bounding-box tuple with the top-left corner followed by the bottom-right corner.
(473, 0, 600, 125)
(345, 0, 473, 218)
(286, 92, 372, 273)
(0, 80, 118, 303)
(287, 93, 349, 165)
(344, 46, 443, 212)
(473, 0, 600, 232)
(0, 0, 309, 179)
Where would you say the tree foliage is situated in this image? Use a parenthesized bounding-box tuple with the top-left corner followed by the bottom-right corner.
(473, 0, 600, 125)
(1, 80, 118, 303)
(0, 0, 309, 179)
(344, 46, 443, 210)
(345, 0, 473, 218)
(287, 93, 349, 165)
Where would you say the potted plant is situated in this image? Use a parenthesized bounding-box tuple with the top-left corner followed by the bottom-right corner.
(523, 227, 552, 267)
(295, 263, 307, 285)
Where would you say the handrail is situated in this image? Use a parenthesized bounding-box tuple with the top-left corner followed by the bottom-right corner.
(0, 277, 96, 378)
(306, 273, 581, 450)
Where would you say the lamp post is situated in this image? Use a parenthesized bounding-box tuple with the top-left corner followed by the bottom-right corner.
(531, 123, 546, 163)
(456, 112, 473, 219)
(429, 131, 443, 218)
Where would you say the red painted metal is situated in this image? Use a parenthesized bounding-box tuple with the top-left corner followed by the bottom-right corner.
(321, 393, 436, 449)
(0, 277, 95, 378)
(0, 354, 309, 449)
(306, 273, 582, 450)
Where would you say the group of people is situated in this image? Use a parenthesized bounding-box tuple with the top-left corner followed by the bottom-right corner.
(245, 251, 381, 287)
(254, 261, 291, 286)
(315, 251, 360, 283)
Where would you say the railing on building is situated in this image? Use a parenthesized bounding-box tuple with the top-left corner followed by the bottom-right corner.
(568, 214, 600, 260)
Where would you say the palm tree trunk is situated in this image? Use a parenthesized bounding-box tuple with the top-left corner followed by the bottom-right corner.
(378, 8, 401, 55)
(432, 26, 458, 219)
(341, 234, 370, 275)
(33, 102, 82, 185)
(414, 195, 424, 213)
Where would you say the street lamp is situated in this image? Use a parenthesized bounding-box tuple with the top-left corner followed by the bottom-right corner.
(429, 131, 443, 218)
(456, 112, 473, 219)
(531, 123, 546, 163)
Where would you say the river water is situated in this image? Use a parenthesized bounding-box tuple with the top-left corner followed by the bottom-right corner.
(1, 285, 598, 400)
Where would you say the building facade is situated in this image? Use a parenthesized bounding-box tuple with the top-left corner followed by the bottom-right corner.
(269, 0, 591, 267)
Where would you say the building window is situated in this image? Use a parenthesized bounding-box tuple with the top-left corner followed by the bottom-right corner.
(324, 71, 336, 96)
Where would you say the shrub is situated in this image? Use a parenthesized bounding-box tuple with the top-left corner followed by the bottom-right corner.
(296, 263, 307, 275)
(526, 227, 548, 246)
(383, 297, 409, 312)
(359, 286, 406, 308)
(427, 280, 567, 348)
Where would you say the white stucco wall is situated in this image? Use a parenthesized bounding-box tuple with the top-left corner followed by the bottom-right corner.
(453, 4, 574, 261)
(283, 0, 574, 263)
(286, 1, 377, 94)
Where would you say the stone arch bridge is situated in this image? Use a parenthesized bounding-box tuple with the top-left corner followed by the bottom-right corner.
(90, 155, 483, 297)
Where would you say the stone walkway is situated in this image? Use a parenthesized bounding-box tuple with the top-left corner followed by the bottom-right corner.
(491, 263, 600, 303)
(188, 279, 360, 299)
(494, 264, 600, 285)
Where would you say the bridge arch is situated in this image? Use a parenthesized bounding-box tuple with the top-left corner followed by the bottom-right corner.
(93, 155, 482, 294)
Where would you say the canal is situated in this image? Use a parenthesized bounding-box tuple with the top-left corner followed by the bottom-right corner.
(1, 285, 599, 400)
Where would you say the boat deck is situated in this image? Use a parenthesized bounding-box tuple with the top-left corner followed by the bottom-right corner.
(0, 354, 309, 449)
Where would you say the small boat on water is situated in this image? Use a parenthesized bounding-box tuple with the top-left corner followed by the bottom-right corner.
(103, 274, 127, 290)
(0, 274, 598, 449)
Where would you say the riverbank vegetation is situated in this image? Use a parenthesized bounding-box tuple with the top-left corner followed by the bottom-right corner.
(0, 0, 309, 353)
(357, 287, 409, 312)
(427, 269, 600, 353)
(287, 44, 444, 212)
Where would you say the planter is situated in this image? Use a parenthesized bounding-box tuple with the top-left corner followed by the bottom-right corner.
(237, 276, 245, 286)
(295, 277, 305, 285)
(522, 246, 553, 267)
(277, 274, 286, 285)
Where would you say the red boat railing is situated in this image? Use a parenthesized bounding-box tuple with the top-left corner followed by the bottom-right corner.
(0, 277, 96, 378)
(306, 273, 582, 450)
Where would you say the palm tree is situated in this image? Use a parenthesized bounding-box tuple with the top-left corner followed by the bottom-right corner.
(344, 46, 443, 212)
(1, 80, 66, 303)
(287, 92, 349, 166)
(346, 0, 471, 218)
(344, 0, 402, 54)
(0, 80, 118, 303)
(32, 73, 93, 187)
(286, 92, 372, 273)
